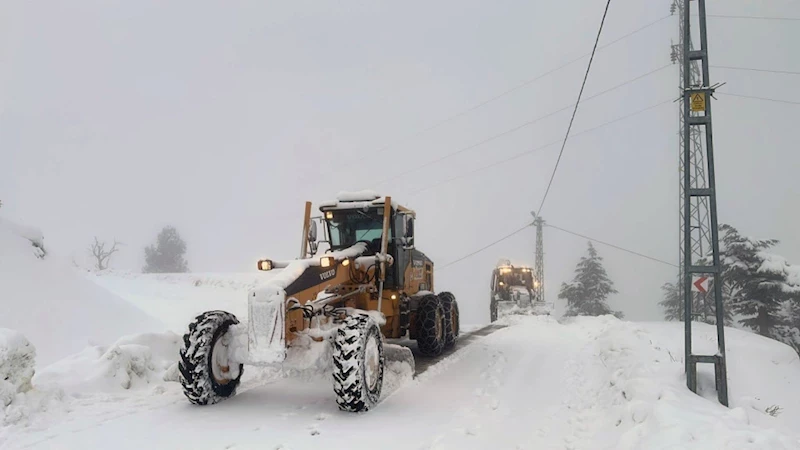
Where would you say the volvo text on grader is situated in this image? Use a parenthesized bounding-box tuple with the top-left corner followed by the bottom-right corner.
(178, 192, 459, 412)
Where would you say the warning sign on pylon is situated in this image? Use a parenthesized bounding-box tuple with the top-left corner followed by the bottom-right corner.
(691, 92, 706, 112)
(692, 276, 710, 294)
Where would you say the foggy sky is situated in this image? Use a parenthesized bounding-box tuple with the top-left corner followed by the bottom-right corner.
(2, 0, 799, 325)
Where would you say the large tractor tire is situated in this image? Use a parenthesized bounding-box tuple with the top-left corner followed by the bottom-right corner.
(490, 297, 498, 323)
(415, 294, 446, 357)
(332, 314, 384, 413)
(179, 310, 243, 405)
(439, 292, 459, 349)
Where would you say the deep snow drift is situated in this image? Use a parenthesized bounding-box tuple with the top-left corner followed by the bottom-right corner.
(87, 270, 276, 332)
(0, 219, 164, 366)
(2, 311, 798, 449)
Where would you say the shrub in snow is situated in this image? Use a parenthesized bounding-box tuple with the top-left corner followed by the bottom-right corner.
(0, 329, 63, 429)
(559, 242, 624, 318)
(0, 329, 36, 406)
(0, 217, 46, 259)
(143, 225, 189, 273)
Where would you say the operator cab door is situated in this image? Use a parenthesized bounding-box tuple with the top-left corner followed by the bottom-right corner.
(394, 212, 415, 291)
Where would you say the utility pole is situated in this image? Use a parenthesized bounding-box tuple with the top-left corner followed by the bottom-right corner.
(530, 212, 545, 304)
(678, 0, 729, 406)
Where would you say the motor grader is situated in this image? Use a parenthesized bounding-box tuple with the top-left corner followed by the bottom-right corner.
(489, 260, 550, 321)
(178, 192, 459, 412)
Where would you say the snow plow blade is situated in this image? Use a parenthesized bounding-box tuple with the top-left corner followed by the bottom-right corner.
(247, 285, 287, 365)
(383, 343, 415, 374)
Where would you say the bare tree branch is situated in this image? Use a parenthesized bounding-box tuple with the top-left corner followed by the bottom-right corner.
(89, 237, 122, 270)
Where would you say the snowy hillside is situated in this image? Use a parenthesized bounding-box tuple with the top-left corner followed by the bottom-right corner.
(0, 219, 164, 366)
(87, 271, 278, 332)
(3, 310, 799, 449)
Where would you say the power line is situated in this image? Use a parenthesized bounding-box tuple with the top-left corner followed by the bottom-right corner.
(712, 65, 800, 76)
(536, 0, 614, 217)
(707, 14, 800, 22)
(374, 63, 671, 189)
(438, 223, 533, 271)
(545, 223, 678, 268)
(407, 98, 673, 197)
(337, 15, 672, 168)
(718, 92, 800, 106)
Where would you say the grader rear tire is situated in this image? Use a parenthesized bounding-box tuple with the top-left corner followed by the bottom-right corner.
(416, 294, 445, 357)
(439, 292, 459, 349)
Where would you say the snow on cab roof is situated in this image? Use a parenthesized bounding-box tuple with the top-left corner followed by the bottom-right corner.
(335, 190, 380, 202)
(496, 259, 533, 269)
(318, 192, 415, 217)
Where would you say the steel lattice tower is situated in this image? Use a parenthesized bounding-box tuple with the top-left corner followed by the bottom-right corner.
(671, 0, 712, 318)
(532, 214, 545, 304)
(677, 0, 729, 406)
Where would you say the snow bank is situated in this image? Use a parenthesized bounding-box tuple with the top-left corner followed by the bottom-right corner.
(561, 316, 800, 449)
(35, 332, 181, 394)
(89, 269, 270, 292)
(0, 219, 165, 366)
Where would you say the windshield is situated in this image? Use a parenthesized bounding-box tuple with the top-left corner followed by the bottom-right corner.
(326, 209, 385, 252)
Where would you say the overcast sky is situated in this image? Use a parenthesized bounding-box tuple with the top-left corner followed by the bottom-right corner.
(2, 0, 798, 325)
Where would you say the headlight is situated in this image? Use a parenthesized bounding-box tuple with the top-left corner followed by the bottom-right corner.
(325, 211, 334, 219)
(499, 281, 505, 286)
(257, 259, 273, 271)
(320, 256, 335, 268)
(342, 258, 350, 267)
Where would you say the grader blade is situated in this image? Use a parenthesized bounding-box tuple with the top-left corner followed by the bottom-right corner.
(383, 343, 415, 374)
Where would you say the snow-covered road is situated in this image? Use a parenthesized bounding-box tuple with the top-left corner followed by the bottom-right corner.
(9, 316, 584, 450)
(7, 314, 799, 450)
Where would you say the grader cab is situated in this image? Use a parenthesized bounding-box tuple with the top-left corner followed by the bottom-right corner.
(178, 192, 459, 413)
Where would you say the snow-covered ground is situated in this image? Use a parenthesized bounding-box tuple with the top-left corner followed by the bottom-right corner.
(3, 311, 799, 449)
(0, 220, 164, 366)
(2, 221, 800, 449)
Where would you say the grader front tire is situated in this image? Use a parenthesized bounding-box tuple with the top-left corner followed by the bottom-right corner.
(178, 310, 243, 405)
(332, 315, 385, 413)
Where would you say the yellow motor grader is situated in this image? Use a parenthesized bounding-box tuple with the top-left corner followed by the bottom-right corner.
(178, 192, 459, 412)
(490, 259, 551, 321)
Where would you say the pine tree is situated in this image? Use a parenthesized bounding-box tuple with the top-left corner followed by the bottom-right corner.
(143, 226, 189, 273)
(659, 280, 684, 321)
(559, 242, 623, 318)
(720, 224, 800, 343)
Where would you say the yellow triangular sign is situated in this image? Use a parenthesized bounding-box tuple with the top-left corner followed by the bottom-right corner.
(691, 93, 706, 112)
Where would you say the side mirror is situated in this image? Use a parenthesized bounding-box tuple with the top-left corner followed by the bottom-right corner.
(401, 216, 415, 249)
(308, 220, 318, 242)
